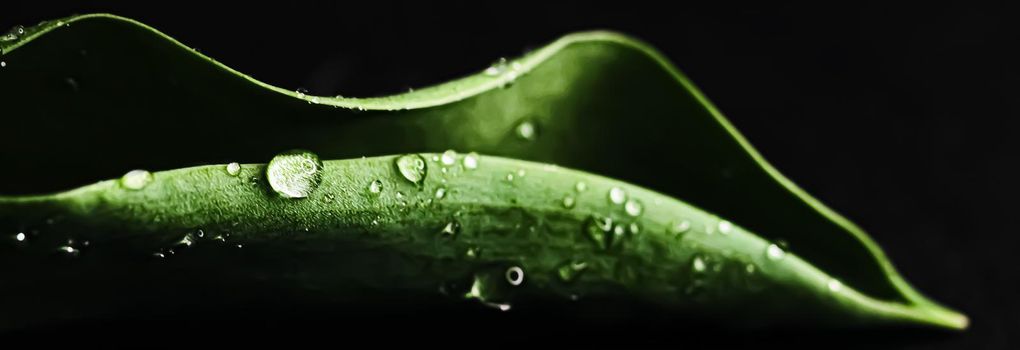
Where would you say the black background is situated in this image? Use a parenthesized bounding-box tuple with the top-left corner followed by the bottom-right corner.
(3, 1, 1017, 348)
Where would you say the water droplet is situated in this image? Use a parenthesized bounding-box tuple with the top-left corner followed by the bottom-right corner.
(827, 278, 843, 292)
(15, 232, 25, 242)
(584, 214, 614, 250)
(225, 162, 241, 176)
(515, 120, 537, 141)
(466, 246, 481, 259)
(692, 256, 707, 273)
(295, 87, 308, 97)
(178, 233, 195, 247)
(628, 222, 641, 234)
(718, 220, 733, 235)
(516, 169, 526, 177)
(562, 195, 576, 209)
(120, 169, 154, 190)
(557, 261, 588, 282)
(670, 220, 692, 236)
(440, 150, 457, 166)
(195, 229, 205, 238)
(505, 266, 525, 286)
(484, 58, 507, 76)
(435, 186, 447, 199)
(440, 221, 461, 237)
(463, 152, 479, 169)
(575, 181, 587, 192)
(0, 61, 5, 68)
(58, 245, 80, 257)
(766, 244, 786, 261)
(1, 25, 24, 42)
(368, 179, 383, 194)
(505, 173, 515, 182)
(624, 199, 643, 216)
(266, 150, 324, 199)
(608, 187, 626, 204)
(745, 264, 756, 274)
(394, 154, 427, 187)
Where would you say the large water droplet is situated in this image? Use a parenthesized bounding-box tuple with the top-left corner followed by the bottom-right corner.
(225, 162, 241, 176)
(557, 261, 588, 282)
(608, 187, 626, 204)
(369, 179, 383, 194)
(120, 170, 153, 190)
(266, 150, 323, 199)
(505, 266, 525, 286)
(515, 120, 537, 141)
(463, 152, 479, 170)
(395, 154, 427, 187)
(440, 150, 457, 166)
(766, 244, 786, 261)
(624, 199, 643, 216)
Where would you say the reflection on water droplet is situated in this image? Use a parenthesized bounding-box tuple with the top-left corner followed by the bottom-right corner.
(624, 199, 643, 216)
(608, 187, 626, 204)
(15, 232, 25, 242)
(120, 170, 153, 190)
(58, 245, 79, 257)
(463, 152, 479, 169)
(369, 179, 383, 194)
(828, 278, 843, 292)
(562, 195, 575, 209)
(766, 244, 786, 261)
(395, 154, 427, 187)
(441, 150, 457, 166)
(435, 186, 447, 199)
(558, 261, 588, 282)
(718, 220, 733, 235)
(226, 162, 241, 176)
(266, 150, 323, 199)
(575, 181, 588, 192)
(505, 266, 525, 286)
(515, 120, 537, 141)
(440, 221, 461, 237)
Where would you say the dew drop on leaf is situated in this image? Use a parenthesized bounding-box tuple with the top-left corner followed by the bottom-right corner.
(608, 187, 626, 204)
(15, 232, 25, 242)
(584, 214, 613, 250)
(266, 150, 323, 199)
(463, 152, 479, 170)
(718, 220, 733, 235)
(225, 162, 241, 176)
(368, 179, 383, 194)
(434, 186, 447, 199)
(120, 169, 153, 190)
(670, 219, 692, 236)
(766, 244, 786, 261)
(828, 278, 843, 292)
(440, 150, 457, 166)
(505, 266, 525, 286)
(692, 255, 707, 273)
(562, 195, 576, 209)
(575, 181, 588, 192)
(515, 120, 537, 141)
(440, 221, 460, 238)
(624, 199, 643, 216)
(394, 154, 427, 187)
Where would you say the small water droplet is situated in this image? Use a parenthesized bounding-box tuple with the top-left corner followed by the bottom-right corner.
(584, 214, 614, 250)
(266, 150, 323, 199)
(515, 120, 537, 141)
(484, 58, 507, 76)
(369, 179, 383, 194)
(827, 278, 843, 292)
(557, 261, 588, 282)
(692, 256, 707, 273)
(466, 246, 481, 259)
(608, 187, 626, 205)
(0, 61, 6, 68)
(58, 245, 80, 257)
(670, 220, 691, 237)
(624, 199, 643, 216)
(462, 152, 479, 169)
(225, 162, 241, 176)
(120, 169, 154, 190)
(440, 221, 461, 237)
(15, 232, 25, 242)
(505, 173, 515, 182)
(766, 244, 786, 261)
(177, 233, 195, 247)
(516, 169, 526, 177)
(195, 229, 205, 238)
(505, 266, 524, 286)
(440, 150, 457, 166)
(745, 264, 756, 274)
(718, 220, 733, 235)
(628, 222, 640, 234)
(435, 186, 447, 199)
(562, 195, 576, 209)
(295, 87, 308, 97)
(394, 154, 428, 187)
(575, 181, 587, 192)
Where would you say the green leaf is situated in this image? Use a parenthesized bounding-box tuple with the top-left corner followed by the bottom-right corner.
(0, 14, 966, 330)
